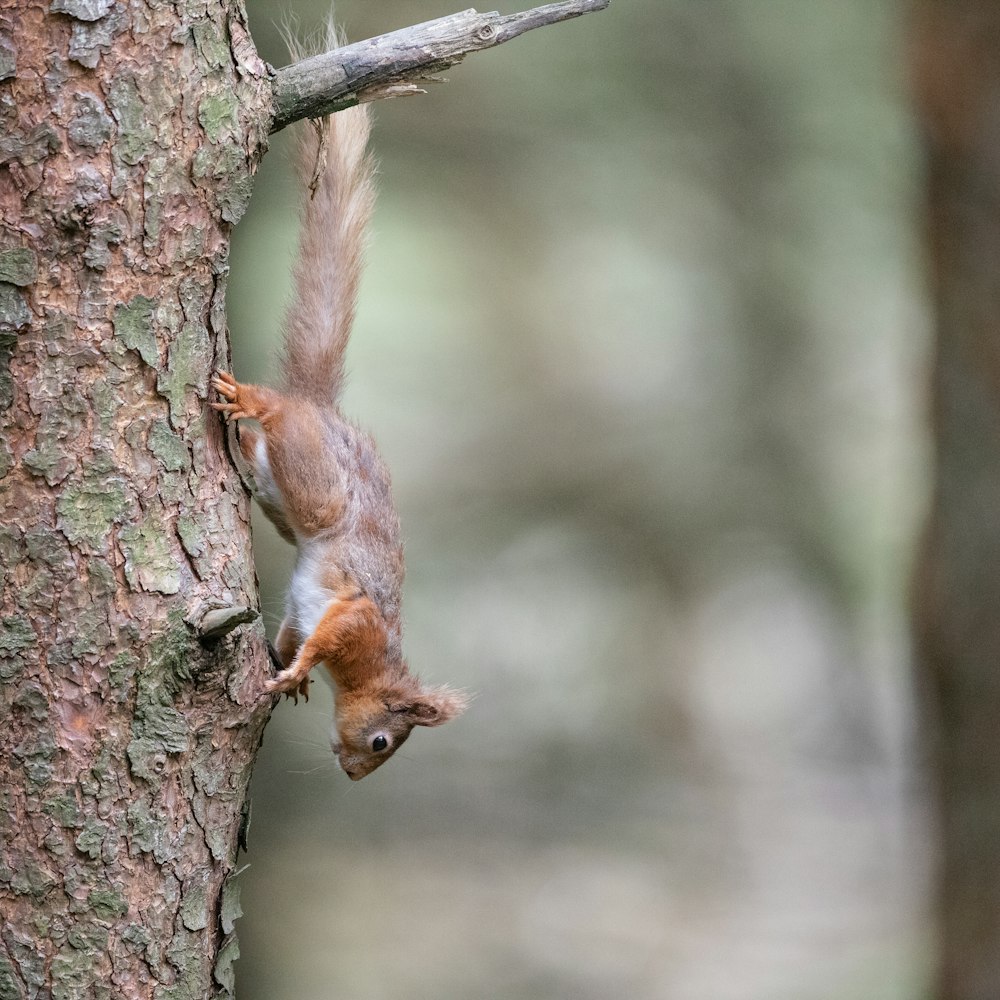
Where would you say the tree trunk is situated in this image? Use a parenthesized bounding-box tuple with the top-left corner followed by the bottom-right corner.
(0, 2, 272, 997)
(911, 2, 1000, 997)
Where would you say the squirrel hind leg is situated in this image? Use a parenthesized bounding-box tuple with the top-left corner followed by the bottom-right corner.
(211, 372, 281, 425)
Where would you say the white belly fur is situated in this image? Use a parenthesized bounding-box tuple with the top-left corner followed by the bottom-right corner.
(287, 542, 335, 639)
(254, 437, 286, 514)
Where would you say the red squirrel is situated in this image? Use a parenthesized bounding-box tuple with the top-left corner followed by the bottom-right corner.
(212, 68, 467, 780)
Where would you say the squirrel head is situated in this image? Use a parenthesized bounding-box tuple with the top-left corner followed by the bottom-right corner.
(331, 677, 468, 780)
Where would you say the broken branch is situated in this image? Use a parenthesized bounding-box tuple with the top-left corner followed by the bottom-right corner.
(269, 0, 611, 133)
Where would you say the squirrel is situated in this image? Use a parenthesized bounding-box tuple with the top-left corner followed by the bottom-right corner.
(212, 39, 467, 780)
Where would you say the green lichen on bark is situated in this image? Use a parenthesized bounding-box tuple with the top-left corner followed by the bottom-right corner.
(0, 342, 13, 411)
(67, 923, 108, 955)
(86, 382, 120, 449)
(191, 19, 230, 70)
(74, 819, 109, 861)
(22, 433, 75, 485)
(107, 76, 155, 165)
(148, 420, 191, 472)
(83, 215, 125, 271)
(0, 957, 22, 1000)
(69, 604, 111, 658)
(0, 120, 59, 167)
(1, 1, 272, 990)
(127, 798, 173, 861)
(179, 879, 209, 931)
(159, 931, 208, 1000)
(157, 320, 210, 424)
(9, 859, 57, 897)
(0, 614, 34, 679)
(113, 295, 158, 367)
(213, 934, 239, 996)
(1, 940, 41, 998)
(125, 738, 167, 784)
(108, 650, 138, 696)
(127, 612, 198, 781)
(44, 793, 82, 828)
(219, 876, 242, 935)
(0, 248, 37, 286)
(13, 729, 56, 789)
(13, 684, 48, 720)
(150, 610, 197, 690)
(0, 282, 29, 333)
(23, 397, 87, 486)
(122, 922, 150, 948)
(192, 145, 253, 224)
(135, 702, 189, 754)
(87, 885, 127, 921)
(50, 947, 95, 1000)
(0, 614, 33, 657)
(55, 473, 128, 550)
(176, 515, 206, 560)
(24, 529, 65, 567)
(197, 91, 239, 143)
(120, 512, 181, 595)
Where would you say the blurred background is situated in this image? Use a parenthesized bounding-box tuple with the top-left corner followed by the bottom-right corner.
(228, 1, 933, 997)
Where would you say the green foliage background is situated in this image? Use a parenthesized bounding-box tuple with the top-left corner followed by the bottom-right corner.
(229, 2, 929, 997)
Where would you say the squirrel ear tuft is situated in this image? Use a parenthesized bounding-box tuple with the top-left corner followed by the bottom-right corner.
(388, 685, 469, 727)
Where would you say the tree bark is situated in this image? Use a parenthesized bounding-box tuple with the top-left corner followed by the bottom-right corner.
(0, 2, 272, 997)
(911, 2, 1000, 997)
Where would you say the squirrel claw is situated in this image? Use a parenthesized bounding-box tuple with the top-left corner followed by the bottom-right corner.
(285, 679, 310, 705)
(211, 372, 240, 405)
(211, 400, 249, 422)
(263, 671, 311, 705)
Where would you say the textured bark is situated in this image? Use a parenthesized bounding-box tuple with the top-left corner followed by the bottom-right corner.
(270, 0, 611, 132)
(911, 3, 1000, 997)
(0, 2, 272, 998)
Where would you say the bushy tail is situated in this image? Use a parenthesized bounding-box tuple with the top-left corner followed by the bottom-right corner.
(280, 25, 375, 405)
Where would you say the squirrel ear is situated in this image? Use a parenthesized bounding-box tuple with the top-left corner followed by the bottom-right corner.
(388, 685, 469, 727)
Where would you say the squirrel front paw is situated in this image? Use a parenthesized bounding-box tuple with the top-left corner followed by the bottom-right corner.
(263, 669, 311, 705)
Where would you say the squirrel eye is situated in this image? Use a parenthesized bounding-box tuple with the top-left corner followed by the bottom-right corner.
(371, 735, 389, 753)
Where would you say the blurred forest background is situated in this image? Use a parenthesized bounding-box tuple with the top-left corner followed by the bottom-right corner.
(228, 1, 933, 997)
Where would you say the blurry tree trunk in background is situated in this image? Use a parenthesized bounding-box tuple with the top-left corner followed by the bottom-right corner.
(0, 2, 272, 996)
(911, 3, 1000, 997)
